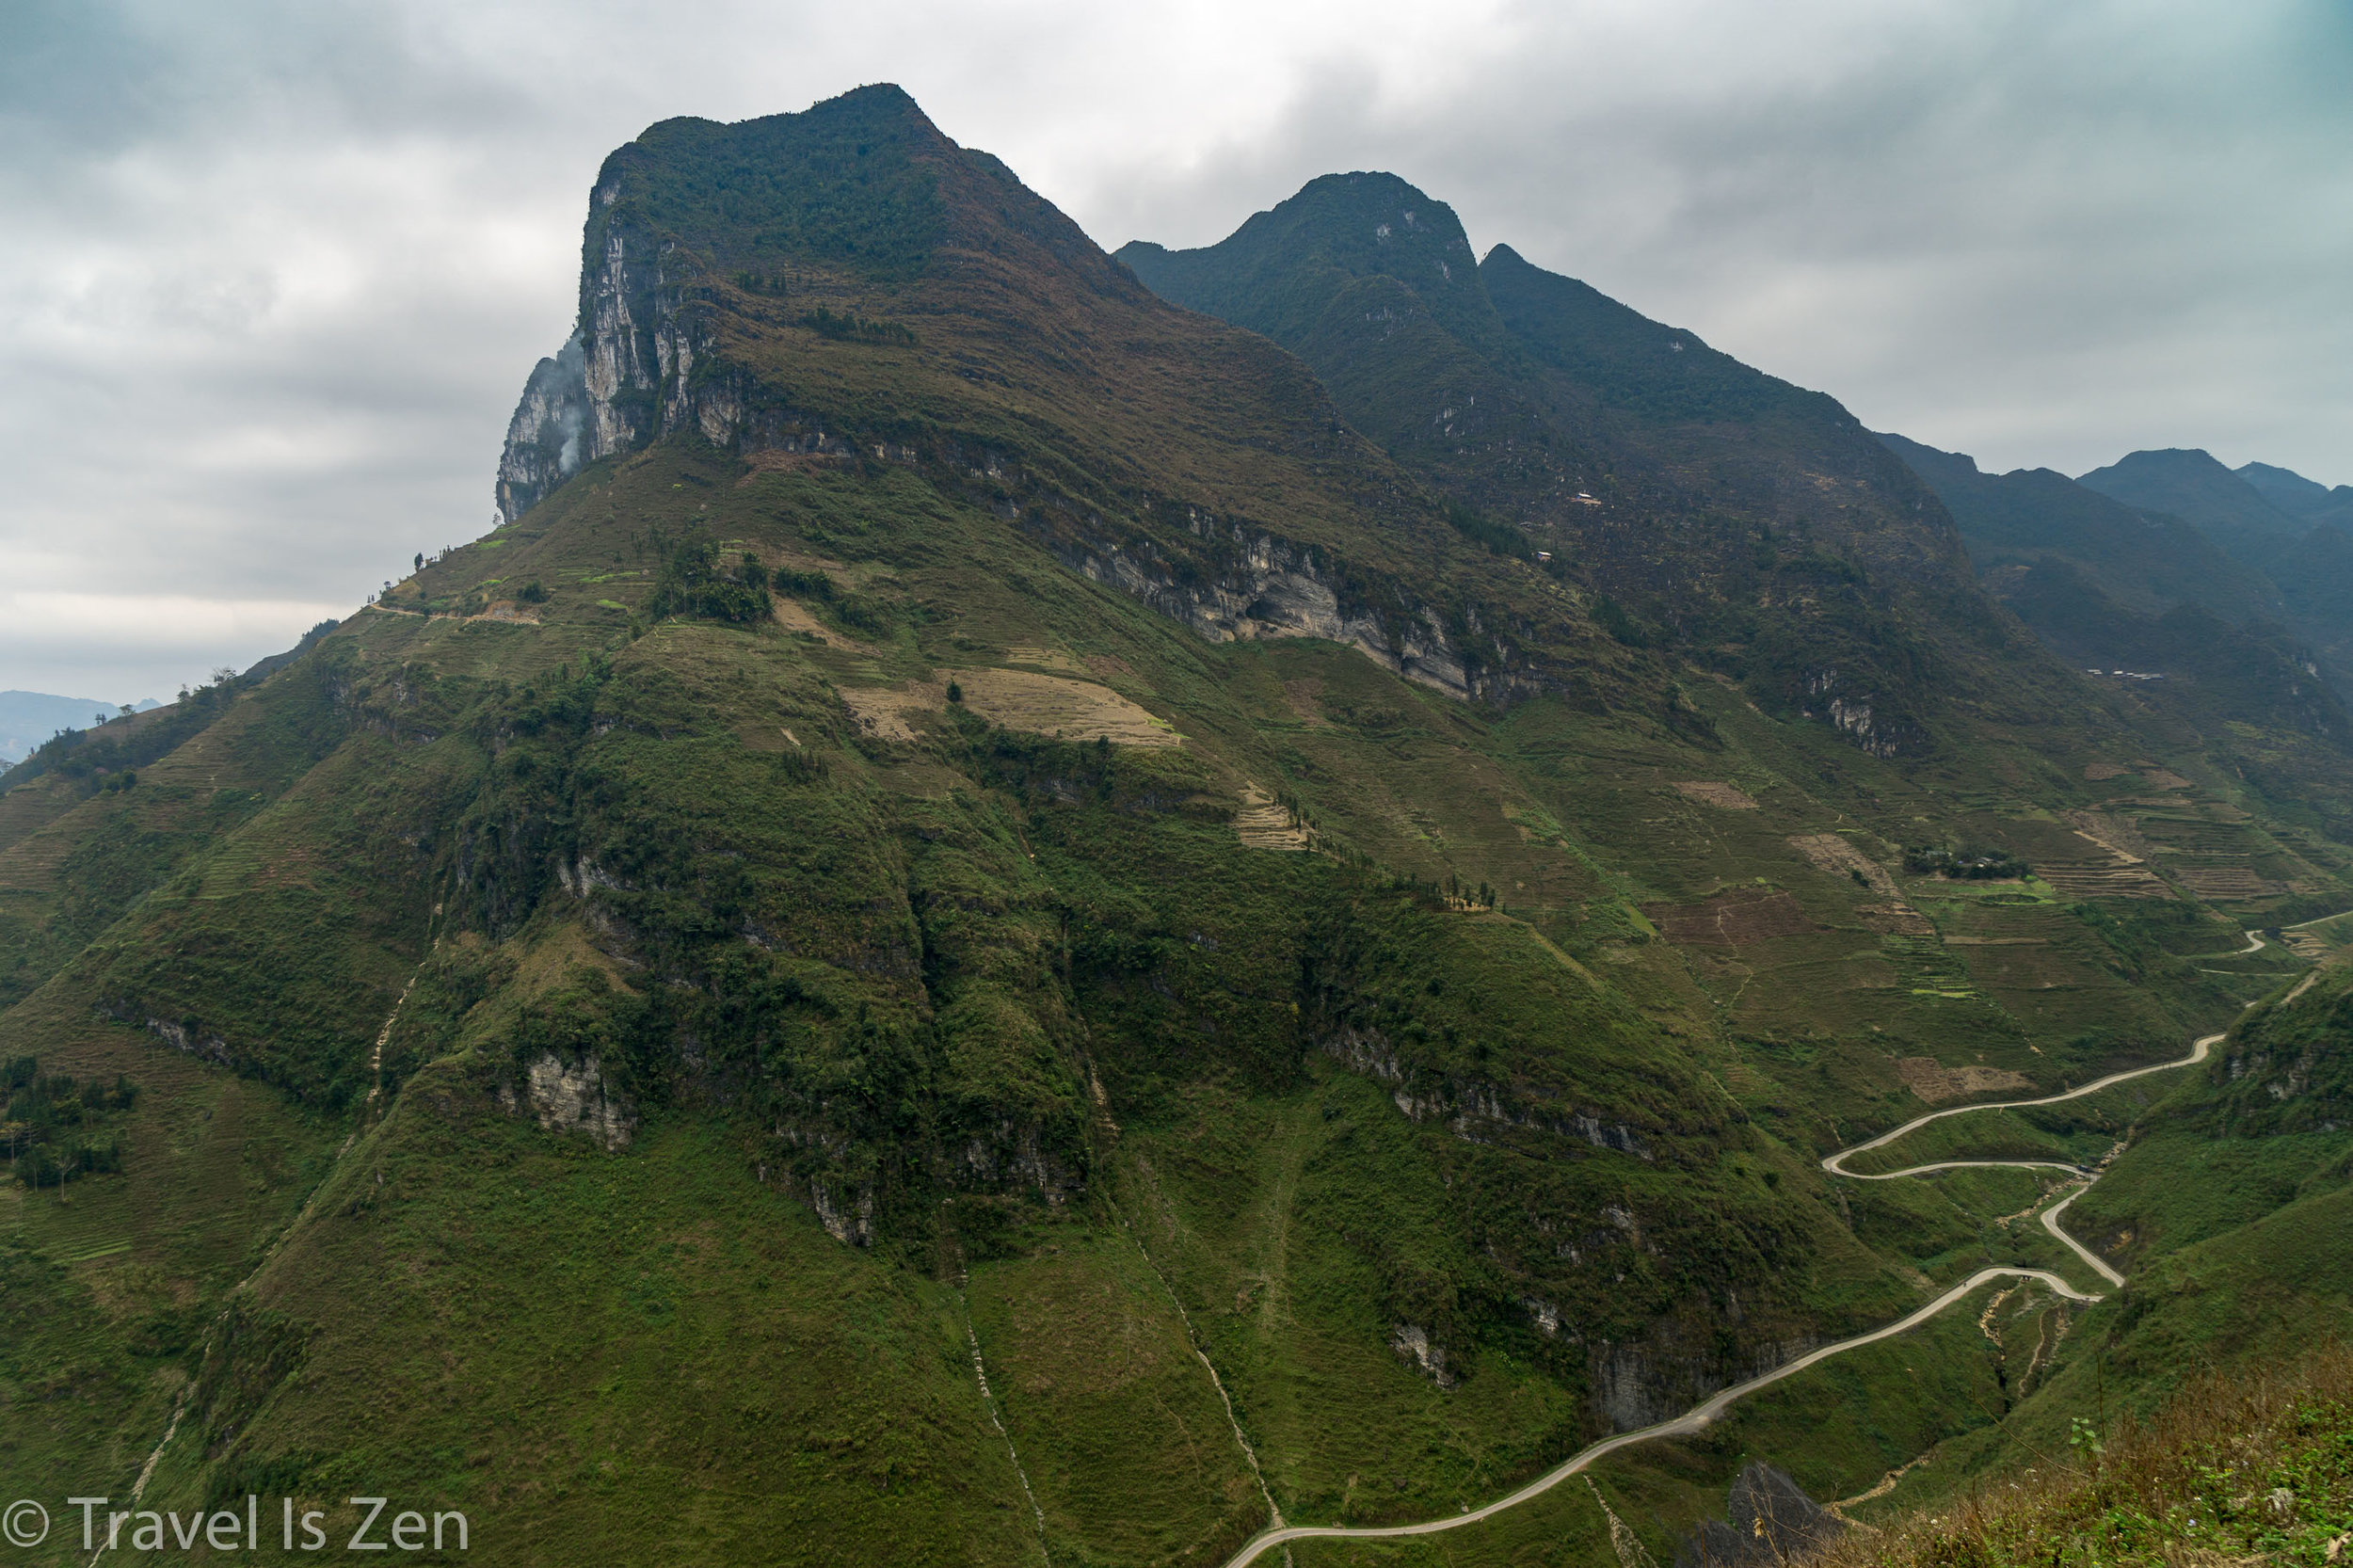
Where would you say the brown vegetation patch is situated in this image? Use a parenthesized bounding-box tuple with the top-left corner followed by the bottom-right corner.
(1233, 784, 1308, 852)
(1643, 889, 1820, 946)
(2083, 761, 2133, 781)
(2068, 810, 2156, 862)
(842, 670, 1181, 748)
(1789, 833, 1901, 899)
(1896, 1057, 2035, 1103)
(1281, 678, 1327, 726)
(2142, 768, 2194, 792)
(737, 448, 851, 482)
(1004, 644, 1086, 673)
(1674, 781, 1759, 809)
(839, 684, 935, 744)
(957, 668, 1180, 746)
(772, 598, 857, 648)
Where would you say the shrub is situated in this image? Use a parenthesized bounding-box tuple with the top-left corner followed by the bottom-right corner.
(648, 536, 773, 625)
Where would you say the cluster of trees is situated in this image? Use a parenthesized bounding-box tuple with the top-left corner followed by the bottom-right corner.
(1388, 872, 1498, 910)
(798, 307, 918, 345)
(1904, 845, 2032, 880)
(648, 536, 776, 624)
(1, 1056, 136, 1190)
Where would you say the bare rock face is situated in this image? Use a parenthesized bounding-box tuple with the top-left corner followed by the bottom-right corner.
(517, 1051, 635, 1151)
(494, 166, 711, 524)
(496, 336, 590, 523)
(1674, 1464, 1845, 1568)
(1390, 1323, 1457, 1388)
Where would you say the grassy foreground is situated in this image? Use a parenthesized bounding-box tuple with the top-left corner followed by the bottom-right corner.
(1824, 1346, 2353, 1568)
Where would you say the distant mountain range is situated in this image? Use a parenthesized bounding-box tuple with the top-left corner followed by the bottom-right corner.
(1880, 438, 2353, 712)
(0, 690, 159, 765)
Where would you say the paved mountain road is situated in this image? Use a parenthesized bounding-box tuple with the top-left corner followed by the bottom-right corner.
(1214, 1032, 2220, 1568)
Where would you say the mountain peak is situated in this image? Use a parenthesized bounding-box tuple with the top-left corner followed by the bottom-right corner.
(496, 86, 1141, 521)
(2077, 447, 2302, 538)
(2237, 459, 2353, 520)
(1117, 168, 1500, 354)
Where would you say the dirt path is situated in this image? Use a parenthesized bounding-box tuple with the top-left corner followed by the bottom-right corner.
(1214, 1032, 2221, 1568)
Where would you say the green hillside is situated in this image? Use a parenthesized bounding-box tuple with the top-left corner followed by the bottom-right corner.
(2, 85, 2348, 1568)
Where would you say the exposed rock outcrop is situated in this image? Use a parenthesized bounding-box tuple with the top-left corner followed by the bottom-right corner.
(496, 336, 591, 522)
(1391, 1323, 1457, 1388)
(1674, 1464, 1845, 1568)
(514, 1050, 636, 1151)
(1321, 1024, 1653, 1157)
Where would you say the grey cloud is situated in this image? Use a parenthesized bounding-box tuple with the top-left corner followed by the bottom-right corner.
(0, 0, 2345, 698)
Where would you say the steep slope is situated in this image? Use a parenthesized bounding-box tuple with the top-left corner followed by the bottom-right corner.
(1123, 174, 2093, 764)
(2, 87, 2346, 1568)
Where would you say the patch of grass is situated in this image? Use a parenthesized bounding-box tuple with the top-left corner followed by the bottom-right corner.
(1817, 1344, 2353, 1568)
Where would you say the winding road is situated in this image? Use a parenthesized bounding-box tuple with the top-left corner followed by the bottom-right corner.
(1214, 1031, 2221, 1568)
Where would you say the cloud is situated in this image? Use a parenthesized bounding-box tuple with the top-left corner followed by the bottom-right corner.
(0, 0, 2345, 696)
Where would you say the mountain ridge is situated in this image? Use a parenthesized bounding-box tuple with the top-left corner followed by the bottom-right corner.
(0, 84, 2345, 1568)
(1118, 169, 2071, 764)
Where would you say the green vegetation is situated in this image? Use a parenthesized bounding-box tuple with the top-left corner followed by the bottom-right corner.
(1, 83, 2347, 1568)
(1904, 846, 2032, 881)
(1818, 1346, 2353, 1568)
(2, 1055, 136, 1188)
(800, 306, 918, 344)
(645, 533, 774, 623)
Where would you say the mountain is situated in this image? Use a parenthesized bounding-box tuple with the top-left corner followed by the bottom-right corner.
(2237, 459, 2353, 526)
(1875, 433, 2353, 805)
(2068, 449, 2353, 689)
(2075, 448, 2306, 564)
(1878, 436, 2280, 625)
(0, 691, 159, 764)
(2, 87, 2347, 1568)
(1120, 174, 2005, 761)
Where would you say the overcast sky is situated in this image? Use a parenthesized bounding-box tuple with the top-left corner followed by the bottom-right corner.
(3, 0, 2346, 703)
